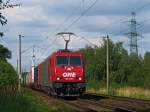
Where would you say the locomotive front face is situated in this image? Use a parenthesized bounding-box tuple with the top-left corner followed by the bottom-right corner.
(54, 54, 84, 82)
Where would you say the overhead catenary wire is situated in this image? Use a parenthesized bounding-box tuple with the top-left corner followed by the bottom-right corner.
(81, 36, 98, 47)
(113, 19, 150, 38)
(74, 34, 100, 47)
(35, 36, 59, 64)
(30, 0, 100, 62)
(63, 0, 99, 31)
(139, 18, 150, 24)
(22, 0, 150, 69)
(92, 1, 150, 39)
(133, 1, 150, 13)
(97, 1, 150, 35)
(31, 0, 85, 48)
(54, 4, 82, 32)
(82, 0, 85, 11)
(25, 0, 147, 57)
(21, 44, 47, 57)
(64, 0, 150, 34)
(107, 1, 150, 32)
(112, 20, 149, 37)
(29, 0, 99, 60)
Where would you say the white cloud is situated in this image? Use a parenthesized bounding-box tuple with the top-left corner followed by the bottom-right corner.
(0, 0, 150, 70)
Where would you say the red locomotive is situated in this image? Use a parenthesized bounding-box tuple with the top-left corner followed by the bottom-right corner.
(28, 50, 86, 96)
(27, 32, 86, 96)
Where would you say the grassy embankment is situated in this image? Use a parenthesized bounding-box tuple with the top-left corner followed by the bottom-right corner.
(0, 87, 75, 112)
(87, 80, 150, 100)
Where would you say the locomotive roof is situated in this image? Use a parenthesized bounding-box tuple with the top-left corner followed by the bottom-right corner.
(53, 51, 82, 56)
(37, 51, 82, 66)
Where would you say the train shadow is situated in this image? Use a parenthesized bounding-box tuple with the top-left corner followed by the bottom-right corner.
(60, 96, 78, 101)
(59, 94, 108, 101)
(79, 94, 108, 101)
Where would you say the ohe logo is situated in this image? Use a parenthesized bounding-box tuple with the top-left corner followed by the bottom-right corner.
(63, 72, 76, 77)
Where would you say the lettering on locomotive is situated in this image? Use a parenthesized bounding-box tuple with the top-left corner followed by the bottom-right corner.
(62, 72, 76, 77)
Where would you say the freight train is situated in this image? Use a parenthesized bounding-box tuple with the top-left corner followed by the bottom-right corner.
(27, 50, 86, 96)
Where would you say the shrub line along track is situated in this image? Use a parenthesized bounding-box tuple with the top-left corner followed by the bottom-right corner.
(31, 88, 150, 112)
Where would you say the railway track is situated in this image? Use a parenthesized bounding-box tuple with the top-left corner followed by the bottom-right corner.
(60, 97, 138, 112)
(85, 93, 150, 104)
(77, 93, 150, 112)
(31, 88, 150, 112)
(61, 98, 113, 112)
(59, 92, 150, 112)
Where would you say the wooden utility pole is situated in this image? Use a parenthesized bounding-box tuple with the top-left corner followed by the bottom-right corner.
(18, 34, 24, 91)
(106, 35, 109, 94)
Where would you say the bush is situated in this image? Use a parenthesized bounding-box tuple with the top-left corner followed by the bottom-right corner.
(0, 60, 18, 88)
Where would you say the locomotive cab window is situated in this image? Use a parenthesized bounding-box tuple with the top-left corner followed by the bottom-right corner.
(56, 56, 81, 66)
(70, 56, 81, 66)
(57, 56, 68, 66)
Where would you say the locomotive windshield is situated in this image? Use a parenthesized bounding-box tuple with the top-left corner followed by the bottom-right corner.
(56, 56, 81, 66)
(70, 56, 81, 66)
(57, 56, 68, 66)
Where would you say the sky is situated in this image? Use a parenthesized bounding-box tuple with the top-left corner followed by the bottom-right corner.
(1, 0, 150, 70)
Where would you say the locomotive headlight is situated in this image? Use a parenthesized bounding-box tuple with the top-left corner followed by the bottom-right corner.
(78, 77, 82, 81)
(56, 77, 60, 81)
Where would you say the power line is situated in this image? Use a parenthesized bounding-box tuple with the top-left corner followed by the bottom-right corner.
(0, 37, 7, 45)
(75, 34, 100, 47)
(55, 0, 89, 32)
(63, 0, 99, 31)
(133, 1, 150, 13)
(140, 18, 150, 24)
(59, 1, 150, 53)
(81, 36, 97, 47)
(21, 45, 33, 54)
(24, 1, 123, 56)
(22, 0, 150, 65)
(82, 0, 85, 11)
(89, 1, 150, 34)
(125, 12, 141, 55)
(36, 1, 84, 46)
(100, 1, 150, 36)
(39, 0, 84, 48)
(31, 0, 99, 61)
(111, 17, 150, 37)
(36, 36, 59, 64)
(54, 5, 81, 32)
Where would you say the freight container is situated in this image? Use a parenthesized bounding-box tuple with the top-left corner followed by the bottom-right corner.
(38, 64, 42, 88)
(41, 58, 49, 91)
(34, 66, 38, 87)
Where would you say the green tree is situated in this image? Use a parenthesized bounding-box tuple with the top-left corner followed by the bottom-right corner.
(126, 55, 144, 86)
(0, 44, 11, 61)
(0, 44, 17, 87)
(80, 38, 148, 89)
(143, 52, 150, 88)
(110, 42, 129, 85)
(80, 46, 96, 80)
(0, 61, 18, 87)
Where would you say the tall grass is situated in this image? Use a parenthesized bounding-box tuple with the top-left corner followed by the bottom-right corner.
(0, 86, 36, 112)
(0, 86, 75, 112)
(86, 80, 150, 100)
(116, 87, 150, 99)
